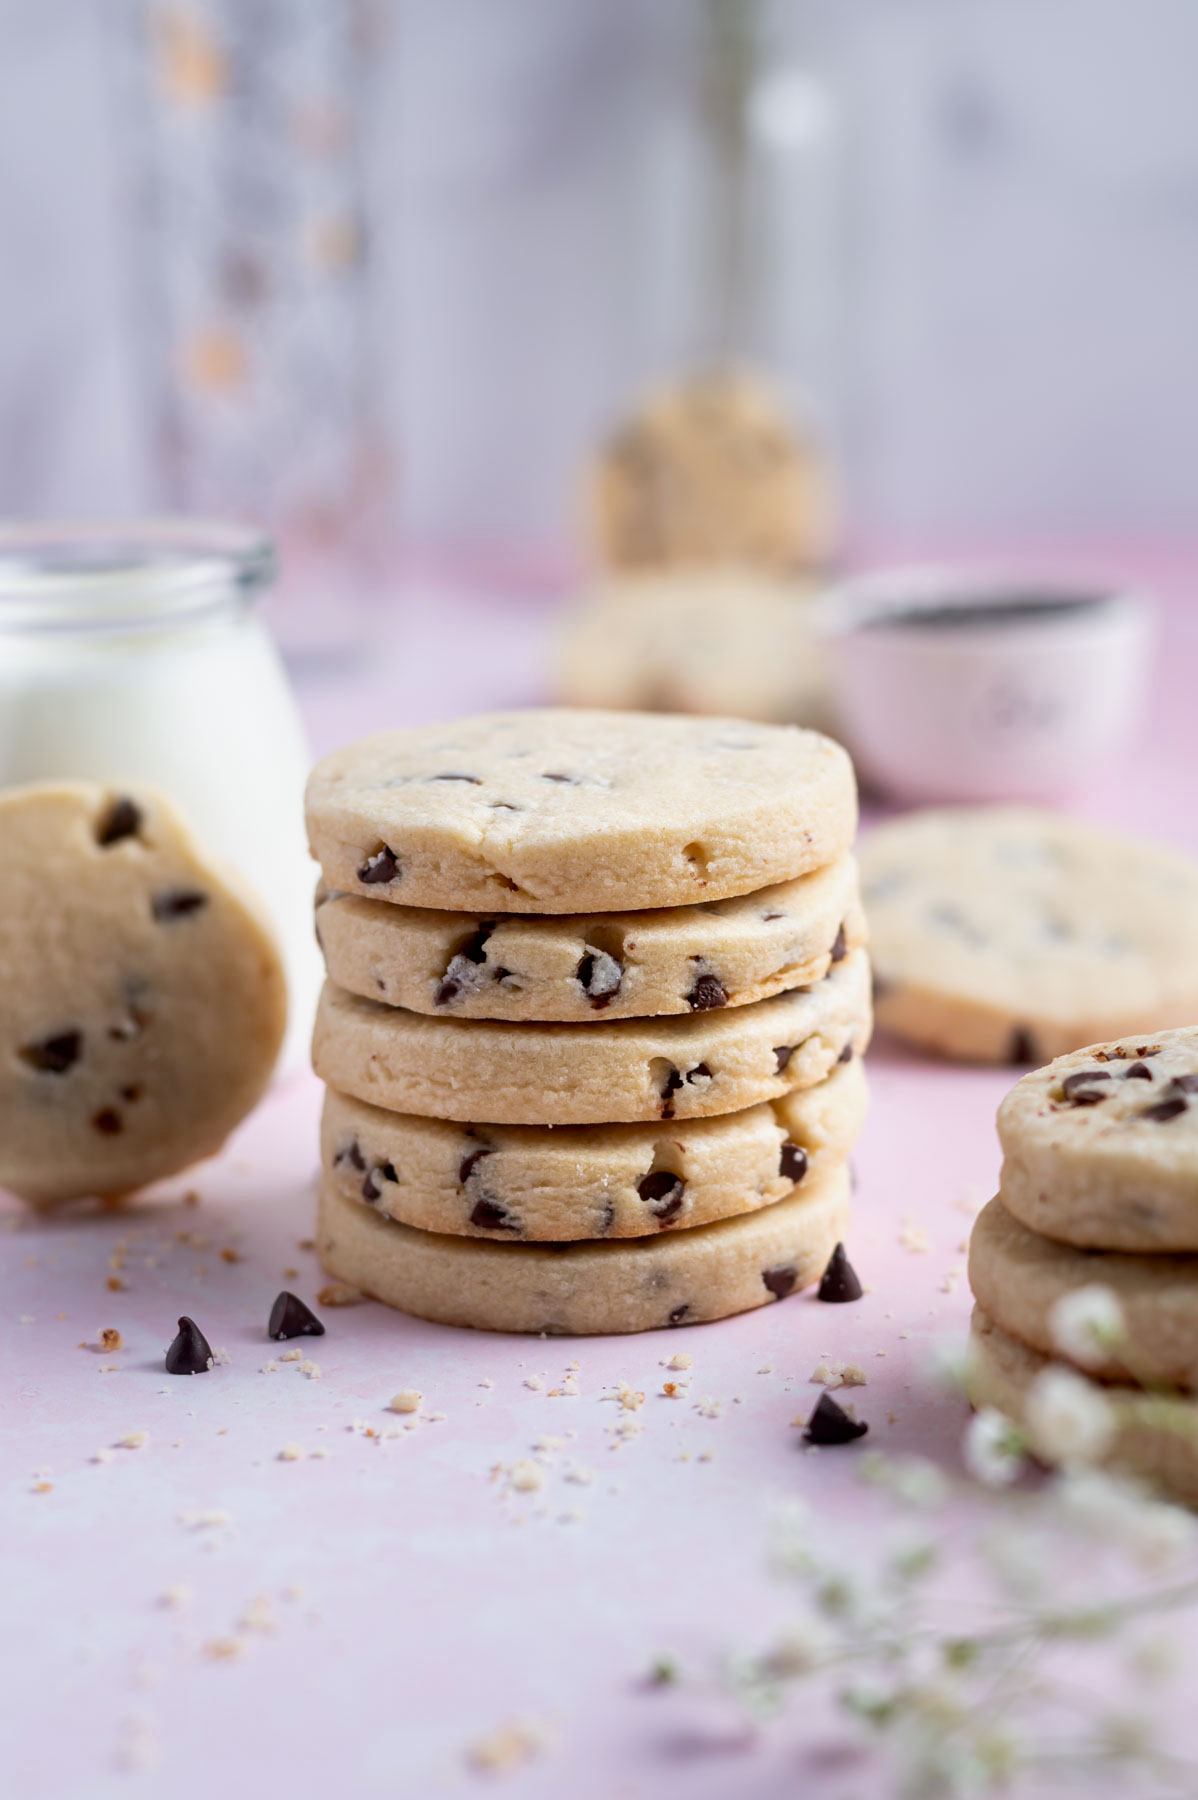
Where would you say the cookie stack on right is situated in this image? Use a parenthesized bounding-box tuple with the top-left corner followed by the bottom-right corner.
(967, 1031, 1198, 1501)
(306, 709, 870, 1335)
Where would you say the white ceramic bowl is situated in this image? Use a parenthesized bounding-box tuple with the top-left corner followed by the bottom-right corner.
(822, 566, 1155, 803)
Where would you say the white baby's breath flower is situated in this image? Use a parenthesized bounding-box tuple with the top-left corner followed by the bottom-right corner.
(1049, 1285, 1126, 1370)
(962, 1408, 1026, 1488)
(761, 1615, 834, 1678)
(1025, 1366, 1114, 1466)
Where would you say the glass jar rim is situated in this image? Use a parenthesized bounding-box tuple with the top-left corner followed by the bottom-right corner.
(0, 518, 275, 633)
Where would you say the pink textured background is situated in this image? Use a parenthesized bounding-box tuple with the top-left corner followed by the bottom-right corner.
(3, 554, 1197, 1797)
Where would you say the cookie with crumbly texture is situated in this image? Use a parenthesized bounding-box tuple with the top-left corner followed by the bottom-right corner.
(317, 1158, 851, 1335)
(321, 1055, 866, 1241)
(861, 807, 1198, 1065)
(966, 1307, 1198, 1506)
(312, 946, 871, 1126)
(306, 708, 856, 916)
(315, 856, 864, 1024)
(970, 1197, 1198, 1388)
(587, 370, 836, 573)
(997, 1029, 1198, 1249)
(0, 782, 286, 1205)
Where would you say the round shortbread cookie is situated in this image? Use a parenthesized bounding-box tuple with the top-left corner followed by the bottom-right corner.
(969, 1197, 1198, 1388)
(997, 1030, 1198, 1249)
(320, 1055, 867, 1240)
(315, 856, 864, 1024)
(312, 945, 871, 1126)
(966, 1307, 1198, 1506)
(557, 569, 834, 732)
(0, 782, 286, 1205)
(305, 708, 857, 915)
(587, 370, 836, 574)
(317, 1158, 851, 1334)
(861, 807, 1198, 1065)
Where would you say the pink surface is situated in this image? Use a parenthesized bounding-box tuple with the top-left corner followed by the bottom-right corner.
(3, 555, 1198, 1797)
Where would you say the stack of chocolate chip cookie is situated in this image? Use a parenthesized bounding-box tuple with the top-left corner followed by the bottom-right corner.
(305, 709, 871, 1335)
(967, 1030, 1198, 1500)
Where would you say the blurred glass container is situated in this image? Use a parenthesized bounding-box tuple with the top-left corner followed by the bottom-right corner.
(116, 0, 394, 660)
(0, 520, 321, 1072)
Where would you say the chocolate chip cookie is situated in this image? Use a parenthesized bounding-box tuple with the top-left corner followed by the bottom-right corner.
(306, 709, 857, 915)
(321, 1054, 866, 1240)
(317, 1157, 851, 1334)
(861, 807, 1198, 1064)
(315, 855, 864, 1023)
(0, 782, 286, 1204)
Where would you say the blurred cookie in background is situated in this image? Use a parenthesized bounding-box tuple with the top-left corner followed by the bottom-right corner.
(558, 566, 835, 731)
(587, 369, 837, 575)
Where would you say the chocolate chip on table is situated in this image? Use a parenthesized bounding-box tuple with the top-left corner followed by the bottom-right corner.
(19, 1030, 82, 1074)
(152, 889, 208, 921)
(829, 923, 848, 964)
(687, 973, 728, 1011)
(779, 1142, 808, 1184)
(773, 1045, 796, 1073)
(817, 1242, 864, 1304)
(804, 1391, 868, 1445)
(165, 1315, 213, 1375)
(578, 948, 623, 1007)
(358, 846, 399, 884)
(637, 1171, 686, 1223)
(1140, 1097, 1189, 1123)
(1123, 1061, 1154, 1080)
(1062, 1070, 1112, 1096)
(1008, 1027, 1037, 1066)
(762, 1264, 797, 1300)
(96, 796, 143, 846)
(667, 1304, 691, 1326)
(92, 1108, 123, 1135)
(267, 1292, 325, 1340)
(459, 1148, 492, 1183)
(470, 1197, 518, 1231)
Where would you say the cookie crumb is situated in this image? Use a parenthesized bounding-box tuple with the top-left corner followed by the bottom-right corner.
(106, 1275, 126, 1292)
(388, 1389, 421, 1414)
(466, 1719, 546, 1774)
(99, 1327, 123, 1352)
(666, 1351, 693, 1371)
(279, 1348, 303, 1363)
(219, 1247, 241, 1264)
(523, 1375, 544, 1391)
(117, 1429, 150, 1450)
(508, 1460, 544, 1493)
(161, 1584, 193, 1610)
(299, 1360, 322, 1379)
(204, 1637, 245, 1661)
(278, 1443, 304, 1462)
(316, 1282, 363, 1307)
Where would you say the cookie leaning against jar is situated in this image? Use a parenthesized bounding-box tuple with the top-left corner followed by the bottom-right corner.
(0, 782, 286, 1205)
(304, 708, 857, 915)
(860, 806, 1198, 1064)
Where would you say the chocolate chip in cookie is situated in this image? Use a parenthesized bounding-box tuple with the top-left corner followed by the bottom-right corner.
(96, 797, 143, 847)
(358, 846, 400, 885)
(637, 1171, 686, 1223)
(762, 1263, 798, 1299)
(779, 1142, 808, 1184)
(19, 1030, 82, 1074)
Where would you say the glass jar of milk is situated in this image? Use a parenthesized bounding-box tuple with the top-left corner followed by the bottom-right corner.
(0, 521, 321, 1074)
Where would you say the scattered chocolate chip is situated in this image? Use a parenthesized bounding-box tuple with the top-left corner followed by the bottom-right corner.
(578, 948, 623, 1007)
(688, 973, 728, 1011)
(836, 1043, 854, 1064)
(774, 1045, 796, 1073)
(1171, 1074, 1198, 1095)
(829, 924, 848, 964)
(459, 1148, 492, 1183)
(335, 1138, 366, 1171)
(779, 1142, 808, 1184)
(1123, 1061, 1154, 1080)
(470, 1197, 518, 1231)
(1140, 1097, 1189, 1123)
(267, 1292, 325, 1340)
(762, 1264, 798, 1300)
(19, 1030, 82, 1074)
(96, 796, 142, 846)
(152, 889, 208, 921)
(667, 1304, 691, 1326)
(1008, 1027, 1037, 1065)
(1062, 1070, 1112, 1096)
(429, 772, 481, 783)
(92, 1108, 123, 1135)
(358, 846, 399, 884)
(638, 1171, 686, 1223)
(804, 1391, 868, 1445)
(165, 1315, 213, 1375)
(686, 1062, 712, 1084)
(817, 1242, 863, 1303)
